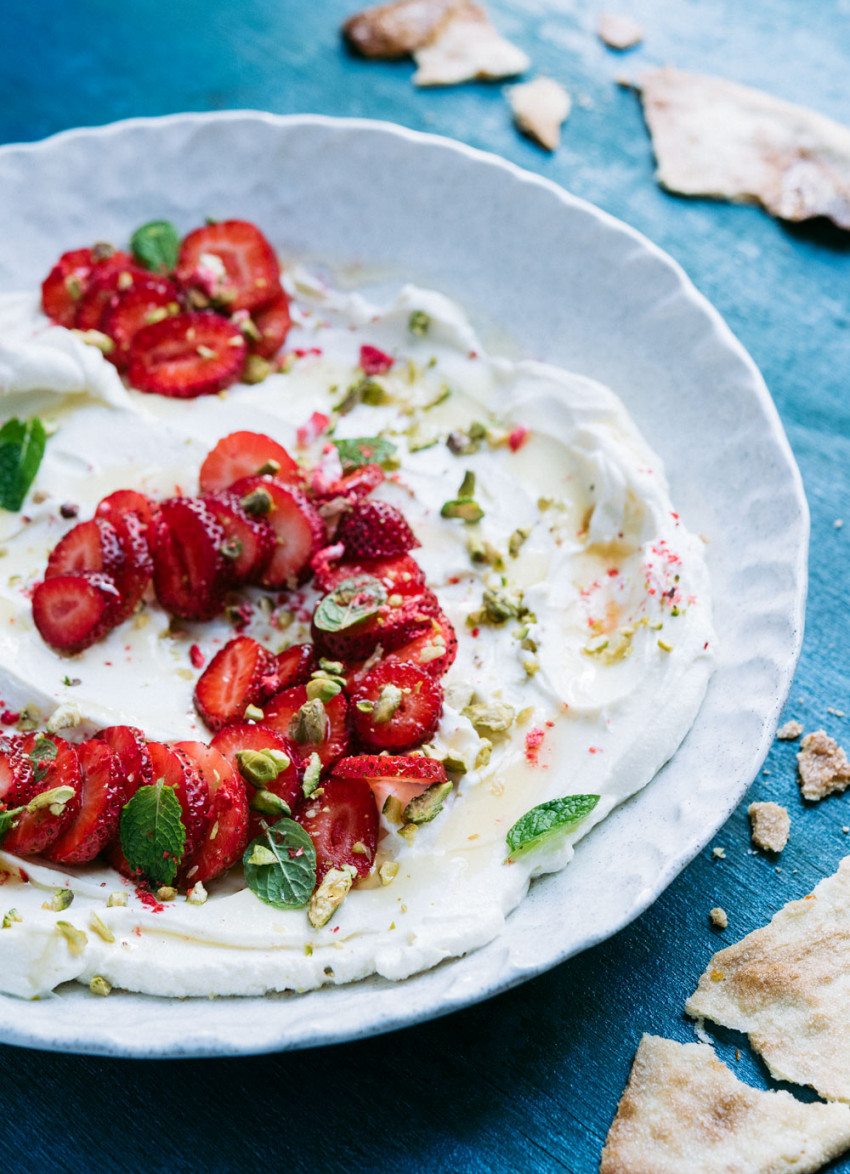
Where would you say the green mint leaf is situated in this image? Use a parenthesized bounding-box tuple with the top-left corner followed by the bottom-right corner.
(243, 818, 316, 910)
(119, 780, 186, 887)
(0, 417, 47, 512)
(29, 734, 58, 784)
(130, 220, 180, 274)
(313, 575, 386, 634)
(506, 794, 600, 861)
(332, 437, 397, 472)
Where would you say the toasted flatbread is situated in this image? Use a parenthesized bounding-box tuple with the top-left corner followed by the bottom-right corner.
(342, 0, 468, 59)
(412, 5, 529, 86)
(507, 77, 571, 151)
(636, 67, 850, 229)
(601, 1034, 850, 1174)
(797, 730, 850, 800)
(686, 857, 850, 1101)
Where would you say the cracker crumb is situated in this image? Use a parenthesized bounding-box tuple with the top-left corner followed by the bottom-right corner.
(827, 707, 846, 718)
(597, 12, 644, 50)
(735, 1048, 741, 1061)
(712, 846, 726, 859)
(835, 518, 844, 529)
(507, 76, 571, 151)
(709, 906, 728, 929)
(797, 730, 850, 801)
(748, 801, 790, 853)
(776, 719, 803, 741)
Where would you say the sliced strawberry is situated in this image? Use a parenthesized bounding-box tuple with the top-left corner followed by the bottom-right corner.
(146, 741, 210, 861)
(95, 725, 154, 801)
(314, 553, 425, 595)
(41, 248, 96, 327)
(311, 464, 385, 506)
(32, 572, 121, 653)
(101, 278, 181, 369)
(210, 723, 302, 836)
(176, 741, 248, 886)
(385, 612, 458, 678)
(311, 583, 435, 663)
(0, 735, 34, 809)
(335, 499, 419, 560)
(294, 775, 377, 881)
(198, 430, 300, 494)
(109, 511, 155, 624)
(271, 643, 318, 693)
(231, 476, 325, 589)
(152, 497, 231, 621)
(74, 258, 148, 331)
(350, 661, 443, 752)
(248, 292, 292, 359)
(175, 220, 282, 313)
(127, 311, 247, 399)
(333, 752, 446, 815)
(96, 489, 159, 535)
(202, 492, 274, 585)
(45, 518, 125, 581)
(262, 685, 350, 770)
(359, 344, 394, 375)
(2, 735, 82, 857)
(47, 738, 124, 865)
(194, 635, 275, 731)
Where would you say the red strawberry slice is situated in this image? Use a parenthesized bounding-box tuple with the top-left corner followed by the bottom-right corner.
(147, 741, 210, 861)
(385, 612, 458, 678)
(45, 518, 125, 581)
(311, 584, 435, 663)
(175, 741, 248, 886)
(0, 734, 34, 810)
(247, 292, 292, 359)
(175, 220, 282, 313)
(294, 774, 377, 881)
(314, 553, 425, 595)
(312, 464, 386, 506)
(2, 735, 82, 857)
(262, 685, 350, 770)
(210, 723, 302, 836)
(231, 476, 325, 589)
(350, 662, 443, 752)
(152, 497, 231, 621)
(101, 278, 181, 369)
(96, 489, 159, 535)
(335, 499, 419, 560)
(127, 311, 247, 399)
(74, 258, 149, 332)
(332, 753, 446, 817)
(198, 431, 300, 494)
(32, 572, 121, 653)
(202, 492, 274, 585)
(271, 643, 318, 693)
(194, 635, 276, 732)
(108, 510, 155, 624)
(95, 725, 154, 801)
(41, 248, 96, 327)
(47, 738, 124, 865)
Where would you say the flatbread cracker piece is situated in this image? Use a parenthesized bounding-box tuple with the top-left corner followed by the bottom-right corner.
(797, 730, 850, 800)
(777, 719, 804, 741)
(687, 857, 850, 1102)
(636, 67, 850, 229)
(600, 1034, 850, 1174)
(748, 801, 790, 853)
(342, 0, 467, 59)
(597, 14, 644, 51)
(507, 77, 571, 151)
(412, 4, 529, 86)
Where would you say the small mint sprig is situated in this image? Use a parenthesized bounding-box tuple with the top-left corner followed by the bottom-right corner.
(506, 794, 600, 861)
(243, 818, 317, 910)
(119, 780, 186, 887)
(0, 417, 47, 512)
(332, 437, 397, 472)
(130, 220, 180, 274)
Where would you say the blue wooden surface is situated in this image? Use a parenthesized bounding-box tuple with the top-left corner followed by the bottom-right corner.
(1, 2, 848, 1170)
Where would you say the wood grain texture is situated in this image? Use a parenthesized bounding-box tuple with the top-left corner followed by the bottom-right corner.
(0, 0, 848, 1170)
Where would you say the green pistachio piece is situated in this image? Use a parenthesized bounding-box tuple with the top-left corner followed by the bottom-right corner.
(249, 789, 292, 817)
(243, 703, 265, 722)
(239, 486, 273, 516)
(301, 752, 323, 798)
(242, 355, 272, 384)
(403, 780, 454, 825)
(90, 975, 112, 997)
(88, 912, 114, 943)
(306, 677, 343, 703)
(372, 683, 403, 724)
(482, 586, 524, 623)
(408, 310, 431, 335)
(463, 699, 516, 734)
(56, 921, 87, 956)
(156, 886, 177, 902)
(509, 527, 531, 557)
(107, 891, 128, 908)
(318, 659, 345, 676)
(43, 888, 74, 912)
(379, 861, 399, 885)
(2, 909, 21, 928)
(236, 749, 290, 789)
(289, 698, 328, 745)
(308, 864, 357, 928)
(441, 499, 484, 523)
(457, 471, 476, 499)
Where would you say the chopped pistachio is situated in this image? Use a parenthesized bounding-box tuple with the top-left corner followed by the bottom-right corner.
(457, 470, 476, 499)
(89, 912, 115, 943)
(408, 431, 439, 453)
(43, 888, 74, 912)
(89, 975, 112, 997)
(220, 537, 243, 561)
(523, 656, 540, 677)
(482, 585, 524, 623)
(27, 784, 76, 818)
(246, 844, 279, 867)
(302, 752, 323, 798)
(441, 499, 484, 523)
(289, 698, 328, 744)
(372, 683, 404, 724)
(319, 658, 344, 676)
(236, 748, 290, 788)
(475, 739, 493, 769)
(382, 795, 404, 825)
(2, 909, 21, 928)
(156, 887, 177, 902)
(249, 789, 291, 817)
(516, 706, 535, 725)
(308, 865, 357, 928)
(463, 699, 516, 734)
(379, 861, 400, 885)
(658, 639, 674, 653)
(447, 429, 480, 456)
(423, 384, 451, 410)
(239, 486, 273, 516)
(404, 780, 454, 825)
(72, 328, 115, 355)
(56, 921, 87, 956)
(408, 309, 431, 335)
(356, 700, 375, 714)
(187, 881, 208, 905)
(306, 677, 343, 703)
(242, 355, 272, 384)
(107, 891, 128, 908)
(351, 841, 369, 856)
(16, 706, 40, 732)
(467, 535, 504, 569)
(243, 703, 265, 722)
(443, 753, 470, 774)
(398, 822, 418, 843)
(509, 527, 531, 558)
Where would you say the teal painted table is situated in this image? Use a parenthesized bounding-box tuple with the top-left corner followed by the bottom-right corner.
(1, 2, 848, 1170)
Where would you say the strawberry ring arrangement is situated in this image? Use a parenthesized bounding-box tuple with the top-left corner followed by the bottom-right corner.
(0, 217, 714, 1000)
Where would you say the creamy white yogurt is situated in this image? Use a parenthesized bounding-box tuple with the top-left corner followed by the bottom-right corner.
(0, 270, 714, 998)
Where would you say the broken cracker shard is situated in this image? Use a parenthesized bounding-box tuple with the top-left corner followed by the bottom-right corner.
(797, 729, 850, 801)
(343, 0, 466, 58)
(507, 77, 571, 152)
(597, 13, 644, 51)
(748, 801, 790, 853)
(600, 1034, 850, 1174)
(634, 66, 850, 230)
(685, 856, 850, 1103)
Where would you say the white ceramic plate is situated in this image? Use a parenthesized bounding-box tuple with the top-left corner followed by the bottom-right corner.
(0, 113, 807, 1057)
